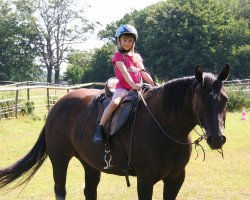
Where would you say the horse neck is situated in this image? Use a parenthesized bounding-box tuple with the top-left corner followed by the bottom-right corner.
(160, 77, 197, 134)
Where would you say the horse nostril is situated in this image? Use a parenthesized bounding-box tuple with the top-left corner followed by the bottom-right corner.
(207, 135, 226, 149)
(221, 135, 226, 144)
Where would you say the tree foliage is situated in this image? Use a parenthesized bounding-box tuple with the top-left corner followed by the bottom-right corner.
(63, 50, 92, 84)
(81, 43, 116, 83)
(65, 42, 115, 83)
(13, 0, 96, 83)
(98, 0, 249, 80)
(0, 0, 41, 81)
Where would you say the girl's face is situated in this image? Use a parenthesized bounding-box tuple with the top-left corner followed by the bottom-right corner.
(119, 35, 135, 51)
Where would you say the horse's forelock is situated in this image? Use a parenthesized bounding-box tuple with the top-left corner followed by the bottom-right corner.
(203, 72, 217, 86)
(192, 73, 219, 112)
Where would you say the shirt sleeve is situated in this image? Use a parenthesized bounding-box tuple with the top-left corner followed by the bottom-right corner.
(112, 52, 124, 64)
(135, 53, 144, 70)
(135, 53, 143, 62)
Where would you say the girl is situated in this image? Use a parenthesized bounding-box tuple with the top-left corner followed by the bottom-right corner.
(93, 24, 156, 143)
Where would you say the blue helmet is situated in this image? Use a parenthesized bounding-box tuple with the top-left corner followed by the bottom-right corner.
(115, 24, 138, 41)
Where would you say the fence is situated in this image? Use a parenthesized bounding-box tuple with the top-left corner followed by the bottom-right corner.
(0, 82, 105, 120)
(224, 79, 250, 93)
(0, 79, 249, 120)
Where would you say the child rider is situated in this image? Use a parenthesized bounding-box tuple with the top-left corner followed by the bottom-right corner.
(92, 24, 156, 143)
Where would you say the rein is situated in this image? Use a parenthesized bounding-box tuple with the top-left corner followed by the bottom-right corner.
(138, 91, 209, 160)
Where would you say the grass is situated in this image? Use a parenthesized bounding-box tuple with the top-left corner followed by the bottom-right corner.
(0, 112, 249, 200)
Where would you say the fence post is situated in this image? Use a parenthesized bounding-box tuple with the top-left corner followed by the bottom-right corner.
(27, 81, 30, 101)
(15, 87, 19, 118)
(47, 84, 50, 111)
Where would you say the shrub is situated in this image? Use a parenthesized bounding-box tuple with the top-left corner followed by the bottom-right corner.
(20, 101, 35, 115)
(227, 89, 250, 112)
(0, 100, 15, 118)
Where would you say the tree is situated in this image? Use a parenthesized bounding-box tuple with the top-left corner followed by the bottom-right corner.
(0, 0, 41, 81)
(64, 42, 115, 84)
(14, 0, 96, 83)
(231, 45, 250, 78)
(82, 42, 115, 83)
(63, 50, 93, 84)
(99, 0, 249, 79)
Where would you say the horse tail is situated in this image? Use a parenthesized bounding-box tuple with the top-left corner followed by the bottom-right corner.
(0, 126, 47, 189)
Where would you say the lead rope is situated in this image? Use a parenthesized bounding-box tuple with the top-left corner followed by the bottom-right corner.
(138, 91, 207, 160)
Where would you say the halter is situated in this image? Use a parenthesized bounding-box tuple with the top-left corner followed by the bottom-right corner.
(193, 92, 225, 159)
(138, 90, 224, 161)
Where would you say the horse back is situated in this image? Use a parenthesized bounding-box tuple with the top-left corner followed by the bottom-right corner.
(44, 88, 103, 157)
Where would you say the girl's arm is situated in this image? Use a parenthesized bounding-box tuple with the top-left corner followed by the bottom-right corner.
(138, 62, 156, 86)
(141, 71, 155, 86)
(116, 61, 141, 90)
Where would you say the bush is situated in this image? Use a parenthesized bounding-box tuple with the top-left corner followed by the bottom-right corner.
(227, 89, 250, 112)
(20, 101, 35, 115)
(0, 100, 15, 118)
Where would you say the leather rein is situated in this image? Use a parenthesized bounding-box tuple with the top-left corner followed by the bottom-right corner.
(138, 90, 224, 161)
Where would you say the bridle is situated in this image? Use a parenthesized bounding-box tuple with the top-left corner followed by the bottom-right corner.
(192, 87, 225, 159)
(138, 89, 224, 161)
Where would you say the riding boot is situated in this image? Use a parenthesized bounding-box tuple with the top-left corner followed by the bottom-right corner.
(92, 125, 105, 144)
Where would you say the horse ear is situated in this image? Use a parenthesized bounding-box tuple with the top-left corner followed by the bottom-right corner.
(218, 64, 230, 81)
(195, 64, 203, 82)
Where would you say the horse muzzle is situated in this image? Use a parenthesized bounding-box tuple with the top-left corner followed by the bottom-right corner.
(207, 134, 226, 149)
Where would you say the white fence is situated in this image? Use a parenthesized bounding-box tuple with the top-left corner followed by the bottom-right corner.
(0, 79, 249, 120)
(0, 82, 105, 120)
(224, 79, 250, 92)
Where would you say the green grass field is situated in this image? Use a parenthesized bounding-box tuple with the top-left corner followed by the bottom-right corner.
(0, 112, 249, 200)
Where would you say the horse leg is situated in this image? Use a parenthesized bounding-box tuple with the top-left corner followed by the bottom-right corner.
(163, 171, 185, 200)
(82, 162, 101, 200)
(137, 175, 154, 200)
(50, 156, 72, 200)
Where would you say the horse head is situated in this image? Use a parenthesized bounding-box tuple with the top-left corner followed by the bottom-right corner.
(193, 64, 230, 149)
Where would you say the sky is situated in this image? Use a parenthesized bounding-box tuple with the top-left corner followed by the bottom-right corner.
(60, 0, 162, 73)
(82, 0, 162, 49)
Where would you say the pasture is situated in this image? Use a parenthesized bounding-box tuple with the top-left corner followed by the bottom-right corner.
(0, 112, 249, 200)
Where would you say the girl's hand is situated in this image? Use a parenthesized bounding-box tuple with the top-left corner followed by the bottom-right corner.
(154, 82, 160, 86)
(132, 83, 141, 91)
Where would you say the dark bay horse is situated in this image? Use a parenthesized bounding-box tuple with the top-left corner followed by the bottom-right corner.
(0, 65, 229, 200)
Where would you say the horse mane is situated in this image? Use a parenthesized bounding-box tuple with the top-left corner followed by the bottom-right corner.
(161, 76, 194, 122)
(161, 73, 217, 123)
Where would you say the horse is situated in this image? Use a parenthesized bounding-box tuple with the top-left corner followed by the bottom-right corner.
(0, 64, 229, 200)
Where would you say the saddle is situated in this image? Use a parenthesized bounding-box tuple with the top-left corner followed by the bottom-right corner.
(96, 78, 139, 136)
(95, 78, 153, 186)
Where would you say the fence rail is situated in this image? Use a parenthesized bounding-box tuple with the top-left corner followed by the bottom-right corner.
(0, 79, 249, 120)
(0, 82, 105, 120)
(224, 79, 250, 93)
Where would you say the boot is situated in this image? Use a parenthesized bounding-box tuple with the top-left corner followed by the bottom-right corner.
(92, 125, 105, 144)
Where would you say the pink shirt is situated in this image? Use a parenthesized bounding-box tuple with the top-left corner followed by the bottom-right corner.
(112, 52, 143, 90)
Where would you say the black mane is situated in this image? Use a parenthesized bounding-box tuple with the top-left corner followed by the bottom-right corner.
(161, 73, 217, 123)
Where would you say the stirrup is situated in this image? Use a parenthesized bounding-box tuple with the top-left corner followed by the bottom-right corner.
(103, 149, 114, 169)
